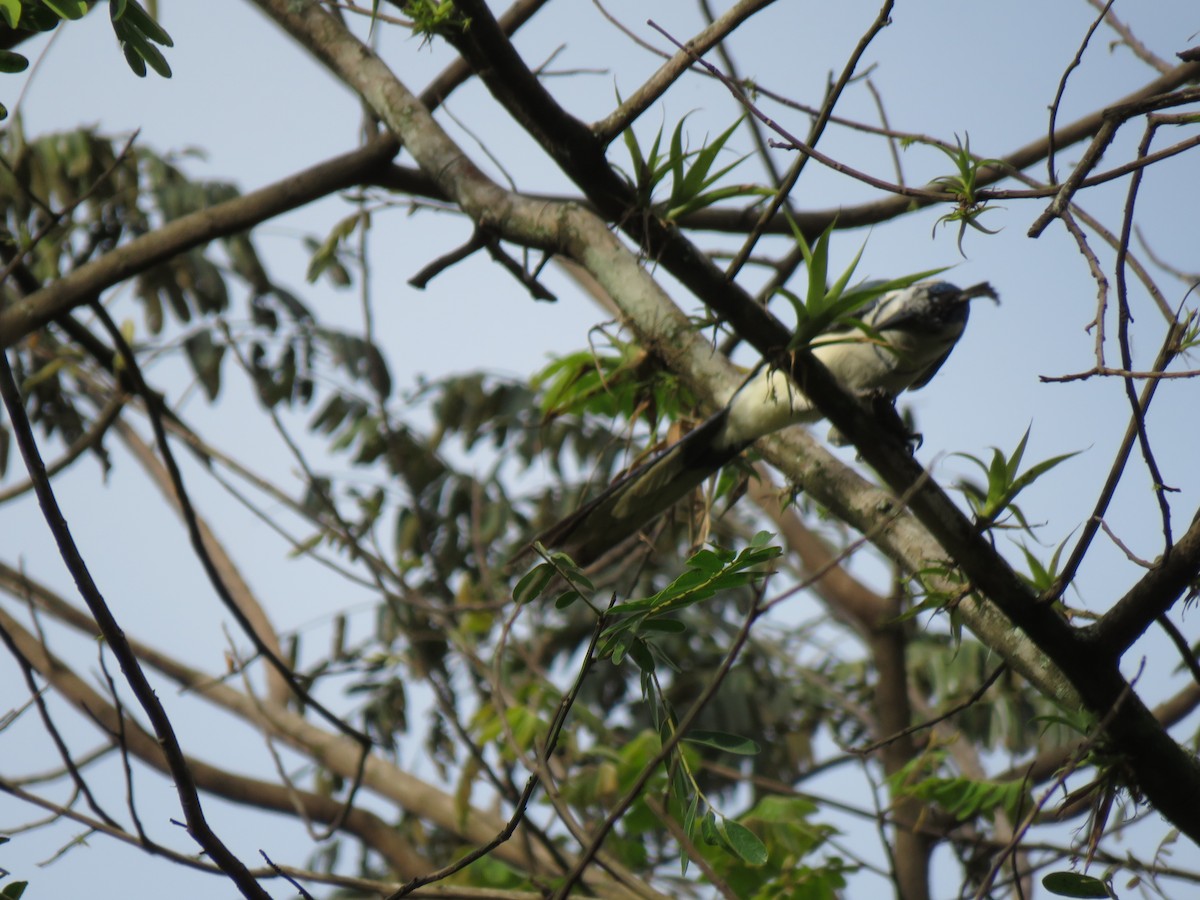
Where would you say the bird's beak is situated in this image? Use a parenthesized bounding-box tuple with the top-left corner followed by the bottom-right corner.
(959, 282, 1000, 305)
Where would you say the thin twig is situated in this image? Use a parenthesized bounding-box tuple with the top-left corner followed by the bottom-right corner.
(0, 353, 268, 897)
(1047, 0, 1115, 183)
(1086, 0, 1173, 74)
(1113, 121, 1177, 557)
(724, 0, 896, 279)
(853, 664, 1007, 756)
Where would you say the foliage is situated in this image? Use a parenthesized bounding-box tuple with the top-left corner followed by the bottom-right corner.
(1042, 870, 1113, 898)
(2, 4, 1199, 900)
(955, 426, 1080, 532)
(0, 1, 173, 118)
(620, 114, 773, 222)
(597, 532, 781, 661)
(925, 133, 1005, 255)
(532, 337, 699, 435)
(889, 751, 1031, 825)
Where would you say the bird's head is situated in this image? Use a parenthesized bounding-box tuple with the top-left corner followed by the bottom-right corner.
(871, 280, 999, 336)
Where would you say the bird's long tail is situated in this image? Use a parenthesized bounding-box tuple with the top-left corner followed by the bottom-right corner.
(533, 411, 745, 565)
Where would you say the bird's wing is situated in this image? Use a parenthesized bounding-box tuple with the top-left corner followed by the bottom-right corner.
(905, 345, 957, 390)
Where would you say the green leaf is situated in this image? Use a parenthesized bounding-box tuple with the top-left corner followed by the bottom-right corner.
(896, 767, 1030, 824)
(923, 133, 1006, 254)
(286, 532, 324, 558)
(547, 551, 594, 591)
(605, 539, 780, 626)
(680, 795, 699, 876)
(553, 590, 581, 610)
(135, 38, 171, 77)
(115, 0, 174, 46)
(621, 115, 672, 203)
(626, 636, 655, 673)
(120, 39, 147, 77)
(0, 49, 28, 73)
(40, 0, 88, 19)
(677, 119, 742, 199)
(1042, 871, 1111, 898)
(664, 117, 759, 219)
(615, 729, 663, 790)
(717, 817, 768, 866)
(622, 114, 767, 219)
(1, 882, 29, 900)
(513, 563, 554, 605)
(1016, 534, 1070, 592)
(780, 217, 948, 348)
(667, 115, 687, 200)
(110, 1, 173, 78)
(0, 0, 20, 29)
(504, 705, 547, 753)
(307, 211, 366, 284)
(607, 629, 633, 665)
(683, 730, 760, 755)
(183, 331, 226, 401)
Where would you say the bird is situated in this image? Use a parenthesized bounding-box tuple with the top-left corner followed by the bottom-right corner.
(536, 280, 998, 565)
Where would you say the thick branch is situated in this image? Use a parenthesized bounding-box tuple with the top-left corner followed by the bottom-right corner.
(745, 466, 887, 635)
(249, 0, 1200, 844)
(1091, 509, 1200, 655)
(248, 0, 1068, 705)
(0, 134, 400, 350)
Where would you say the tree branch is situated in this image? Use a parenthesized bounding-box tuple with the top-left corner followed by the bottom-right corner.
(0, 355, 269, 896)
(1091, 508, 1200, 655)
(250, 0, 1200, 846)
(0, 134, 401, 350)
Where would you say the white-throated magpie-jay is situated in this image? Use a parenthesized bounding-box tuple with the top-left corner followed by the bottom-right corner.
(537, 280, 997, 564)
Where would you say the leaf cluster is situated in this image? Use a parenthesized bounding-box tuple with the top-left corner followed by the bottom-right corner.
(513, 536, 851, 886)
(0, 1, 174, 118)
(925, 133, 1005, 255)
(890, 751, 1031, 825)
(907, 635, 1076, 754)
(401, 0, 470, 45)
(0, 126, 331, 470)
(619, 114, 772, 222)
(532, 340, 697, 433)
(955, 426, 1079, 532)
(597, 532, 781, 666)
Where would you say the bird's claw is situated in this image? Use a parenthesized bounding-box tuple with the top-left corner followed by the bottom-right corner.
(866, 392, 922, 454)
